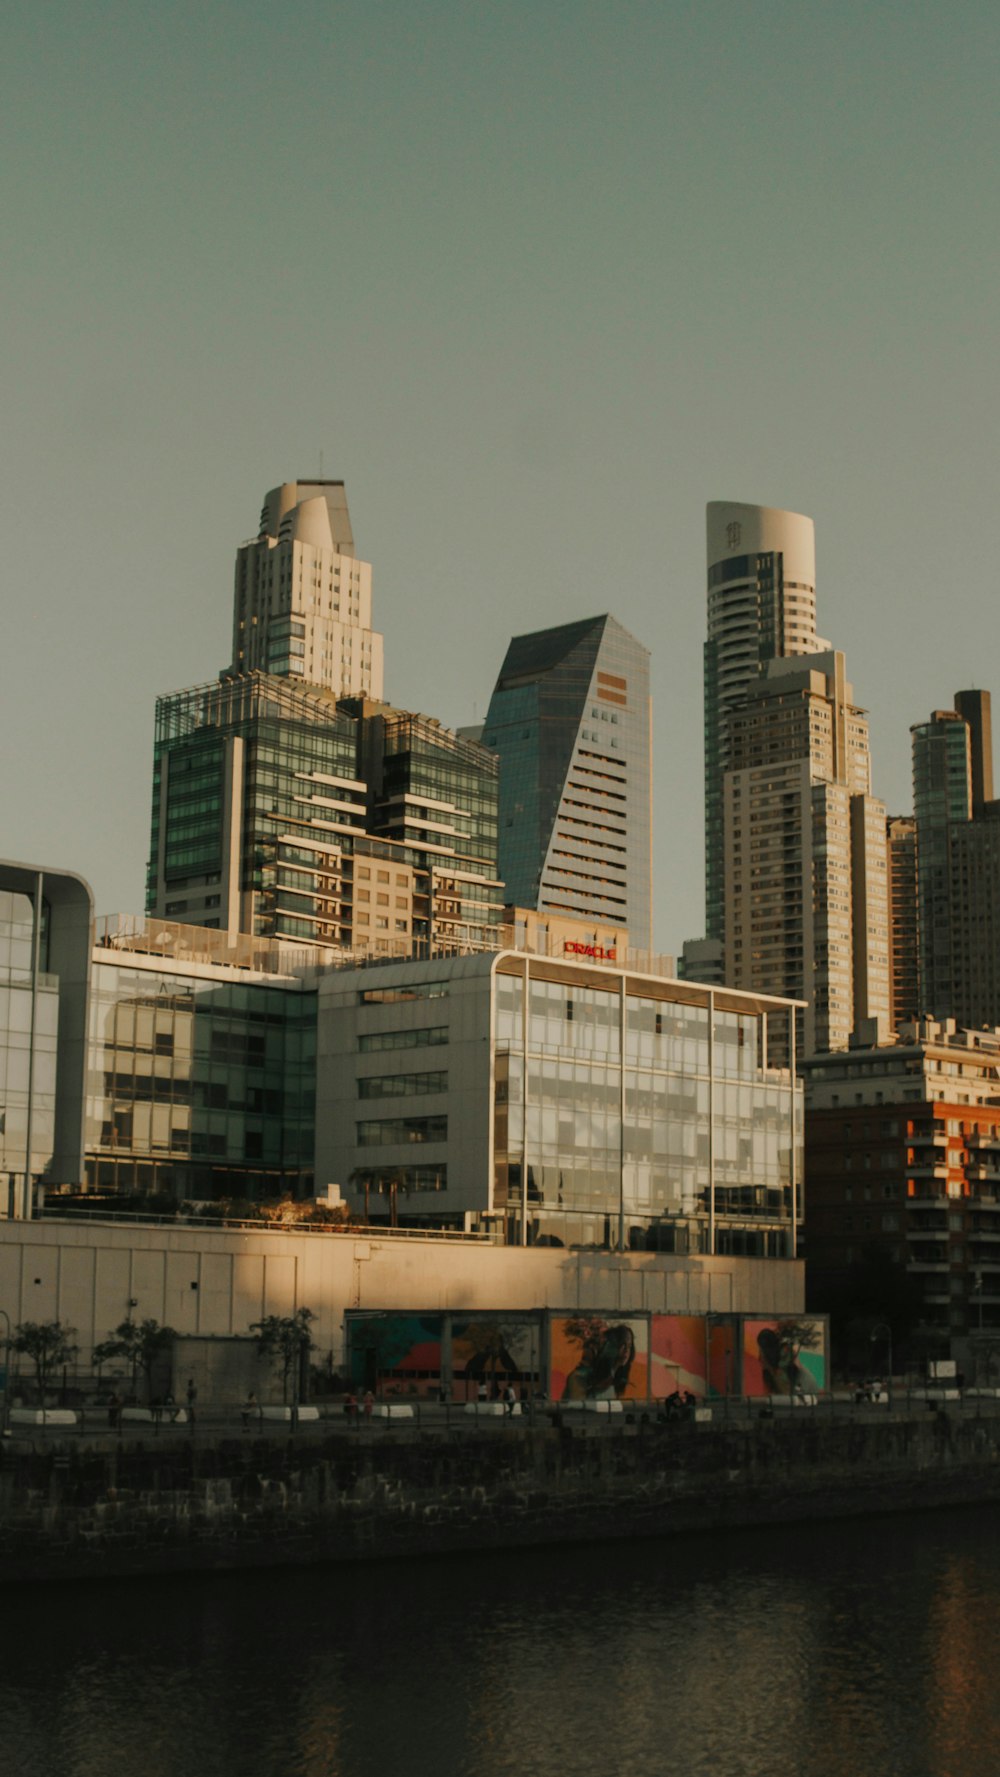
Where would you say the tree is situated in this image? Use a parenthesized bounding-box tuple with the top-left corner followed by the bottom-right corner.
(349, 1166, 409, 1227)
(13, 1320, 78, 1402)
(250, 1308, 316, 1403)
(92, 1318, 177, 1400)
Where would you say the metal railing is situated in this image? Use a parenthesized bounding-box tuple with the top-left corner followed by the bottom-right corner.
(9, 1385, 1000, 1440)
(39, 1207, 491, 1241)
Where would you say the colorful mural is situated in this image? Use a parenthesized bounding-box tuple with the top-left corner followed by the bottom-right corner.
(743, 1318, 826, 1398)
(549, 1315, 648, 1401)
(649, 1316, 706, 1399)
(648, 1315, 740, 1400)
(347, 1313, 442, 1397)
(451, 1318, 540, 1401)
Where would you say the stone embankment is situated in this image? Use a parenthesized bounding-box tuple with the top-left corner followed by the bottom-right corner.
(2, 1409, 999, 1584)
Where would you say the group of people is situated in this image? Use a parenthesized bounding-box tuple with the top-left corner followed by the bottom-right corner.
(343, 1391, 375, 1420)
(105, 1379, 197, 1430)
(476, 1379, 525, 1414)
(661, 1388, 698, 1421)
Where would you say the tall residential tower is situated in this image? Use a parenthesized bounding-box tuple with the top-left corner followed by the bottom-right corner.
(696, 501, 889, 1058)
(704, 502, 821, 947)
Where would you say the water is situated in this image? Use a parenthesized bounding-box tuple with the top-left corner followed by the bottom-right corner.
(5, 1507, 1000, 1777)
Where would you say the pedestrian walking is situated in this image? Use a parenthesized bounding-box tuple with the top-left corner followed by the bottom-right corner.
(241, 1391, 257, 1431)
(504, 1382, 517, 1417)
(186, 1378, 197, 1424)
(363, 1389, 374, 1421)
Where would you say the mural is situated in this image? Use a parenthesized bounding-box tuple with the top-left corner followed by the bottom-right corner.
(648, 1316, 739, 1399)
(743, 1318, 826, 1398)
(649, 1316, 707, 1399)
(549, 1315, 648, 1401)
(347, 1314, 442, 1397)
(451, 1318, 540, 1401)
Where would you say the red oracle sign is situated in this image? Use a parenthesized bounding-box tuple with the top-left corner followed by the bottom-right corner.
(564, 940, 617, 962)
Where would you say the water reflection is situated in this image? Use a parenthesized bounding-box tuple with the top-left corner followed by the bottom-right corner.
(5, 1509, 1000, 1776)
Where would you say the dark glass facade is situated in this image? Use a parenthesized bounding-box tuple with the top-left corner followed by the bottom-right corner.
(81, 956, 315, 1205)
(148, 674, 502, 954)
(482, 615, 651, 949)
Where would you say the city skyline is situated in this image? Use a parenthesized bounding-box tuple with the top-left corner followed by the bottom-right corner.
(3, 3, 998, 951)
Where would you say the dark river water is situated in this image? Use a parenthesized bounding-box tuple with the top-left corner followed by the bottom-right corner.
(5, 1506, 1000, 1777)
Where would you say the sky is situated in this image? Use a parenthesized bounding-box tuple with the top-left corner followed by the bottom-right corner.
(3, 1, 998, 952)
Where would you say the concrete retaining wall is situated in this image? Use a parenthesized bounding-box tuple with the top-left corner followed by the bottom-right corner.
(1, 1410, 997, 1584)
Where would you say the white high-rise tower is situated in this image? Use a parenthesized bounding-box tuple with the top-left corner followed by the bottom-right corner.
(231, 480, 384, 701)
(704, 501, 820, 946)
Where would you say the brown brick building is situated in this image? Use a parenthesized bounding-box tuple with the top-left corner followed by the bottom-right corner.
(803, 1019, 1000, 1346)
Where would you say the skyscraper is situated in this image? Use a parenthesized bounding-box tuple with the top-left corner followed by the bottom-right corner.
(704, 502, 821, 947)
(911, 689, 1000, 1027)
(147, 675, 504, 953)
(231, 480, 384, 701)
(724, 650, 888, 1056)
(147, 478, 502, 954)
(911, 706, 972, 1017)
(480, 615, 652, 951)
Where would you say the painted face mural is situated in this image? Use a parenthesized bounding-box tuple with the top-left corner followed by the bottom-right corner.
(550, 1316, 648, 1401)
(743, 1318, 826, 1397)
(451, 1319, 540, 1401)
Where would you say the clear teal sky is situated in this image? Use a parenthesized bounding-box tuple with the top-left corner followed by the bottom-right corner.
(3, 1, 998, 949)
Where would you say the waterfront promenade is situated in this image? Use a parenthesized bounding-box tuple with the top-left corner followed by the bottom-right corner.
(4, 1384, 997, 1446)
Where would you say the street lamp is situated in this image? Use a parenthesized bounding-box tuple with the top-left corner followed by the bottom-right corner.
(870, 1320, 893, 1401)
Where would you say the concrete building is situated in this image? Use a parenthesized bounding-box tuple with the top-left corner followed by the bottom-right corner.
(0, 1215, 806, 1382)
(703, 502, 822, 951)
(317, 950, 803, 1258)
(723, 650, 889, 1058)
(146, 674, 504, 955)
(480, 615, 652, 952)
(803, 1019, 1000, 1343)
(231, 480, 383, 701)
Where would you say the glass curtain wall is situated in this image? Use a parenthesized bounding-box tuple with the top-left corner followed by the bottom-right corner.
(80, 962, 315, 1207)
(493, 965, 798, 1255)
(0, 889, 58, 1214)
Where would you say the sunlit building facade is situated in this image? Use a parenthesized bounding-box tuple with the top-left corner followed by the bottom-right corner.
(146, 675, 504, 955)
(231, 480, 383, 701)
(317, 952, 803, 1256)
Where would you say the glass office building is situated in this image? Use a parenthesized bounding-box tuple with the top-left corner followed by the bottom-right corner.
(147, 674, 503, 955)
(481, 615, 652, 951)
(0, 887, 58, 1215)
(81, 935, 316, 1206)
(317, 952, 803, 1257)
(0, 862, 92, 1216)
